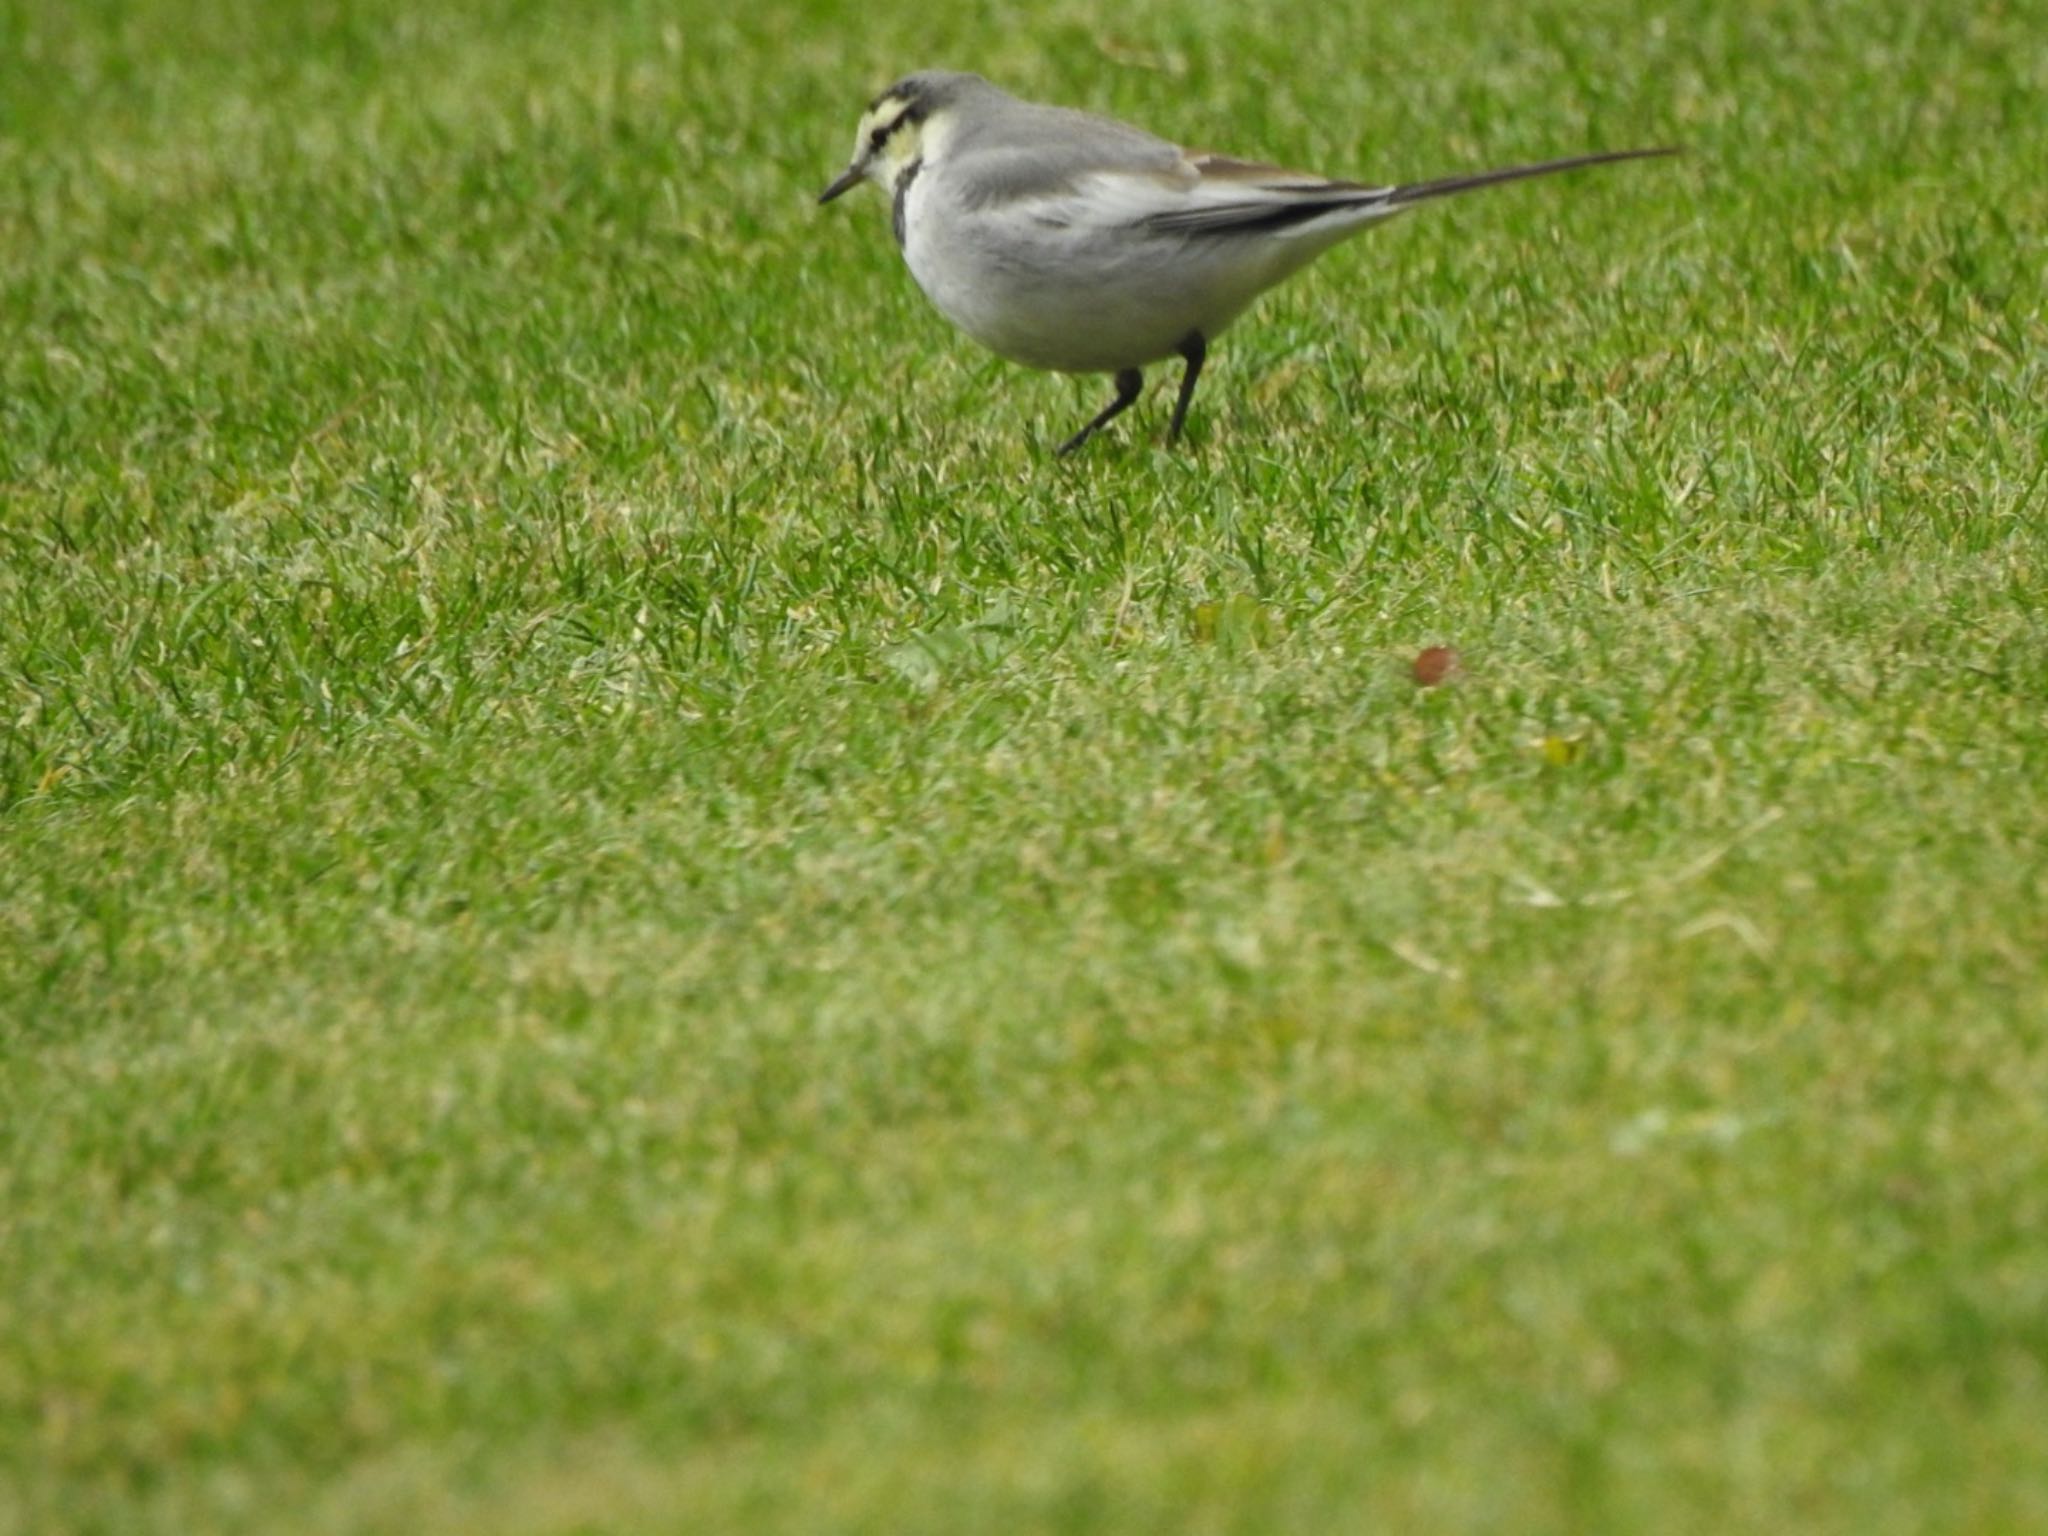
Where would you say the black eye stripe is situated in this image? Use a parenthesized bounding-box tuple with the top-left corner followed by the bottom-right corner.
(869, 111, 912, 149)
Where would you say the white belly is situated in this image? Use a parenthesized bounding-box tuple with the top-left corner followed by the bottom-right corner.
(899, 176, 1322, 374)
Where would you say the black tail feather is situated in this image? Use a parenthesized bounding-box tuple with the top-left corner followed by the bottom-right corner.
(1386, 146, 1681, 206)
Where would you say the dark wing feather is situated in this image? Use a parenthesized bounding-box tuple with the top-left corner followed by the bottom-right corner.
(1140, 189, 1396, 237)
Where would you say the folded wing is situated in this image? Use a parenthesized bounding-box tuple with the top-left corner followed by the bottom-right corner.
(1063, 146, 1676, 240)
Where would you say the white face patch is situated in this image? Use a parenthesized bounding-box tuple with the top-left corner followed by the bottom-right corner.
(854, 95, 925, 188)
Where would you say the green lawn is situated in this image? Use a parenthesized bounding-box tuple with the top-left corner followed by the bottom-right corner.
(4, 0, 2047, 1530)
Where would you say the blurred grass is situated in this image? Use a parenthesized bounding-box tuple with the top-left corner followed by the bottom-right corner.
(3, 0, 2047, 1531)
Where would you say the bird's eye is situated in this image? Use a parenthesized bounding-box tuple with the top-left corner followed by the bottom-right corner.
(868, 112, 910, 152)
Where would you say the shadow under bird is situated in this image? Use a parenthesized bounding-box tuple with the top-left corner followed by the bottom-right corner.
(819, 70, 1675, 455)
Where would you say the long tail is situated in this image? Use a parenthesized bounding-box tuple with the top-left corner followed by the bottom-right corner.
(1141, 146, 1678, 240)
(1386, 147, 1680, 207)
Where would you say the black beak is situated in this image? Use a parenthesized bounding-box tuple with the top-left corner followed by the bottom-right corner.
(818, 165, 863, 205)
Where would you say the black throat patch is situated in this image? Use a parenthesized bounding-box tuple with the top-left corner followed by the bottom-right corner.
(891, 156, 924, 249)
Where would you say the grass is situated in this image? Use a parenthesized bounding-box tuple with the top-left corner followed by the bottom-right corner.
(3, 0, 2046, 1530)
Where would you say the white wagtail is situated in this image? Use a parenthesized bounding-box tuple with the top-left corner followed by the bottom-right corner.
(820, 71, 1674, 455)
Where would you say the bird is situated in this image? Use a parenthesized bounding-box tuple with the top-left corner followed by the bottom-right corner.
(818, 70, 1675, 455)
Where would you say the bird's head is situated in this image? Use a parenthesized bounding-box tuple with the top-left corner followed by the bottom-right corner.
(818, 71, 980, 204)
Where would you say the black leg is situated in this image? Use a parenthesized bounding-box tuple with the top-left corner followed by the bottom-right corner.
(1167, 332, 1207, 444)
(1056, 368, 1144, 457)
